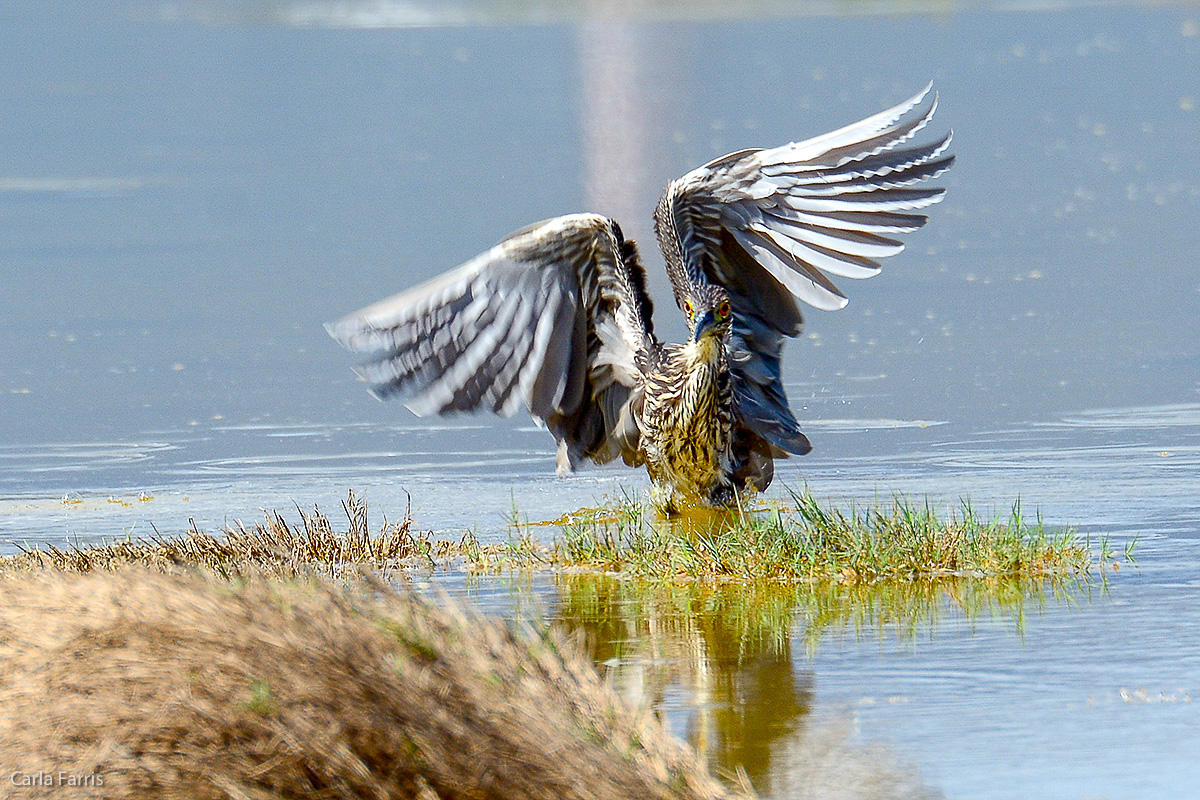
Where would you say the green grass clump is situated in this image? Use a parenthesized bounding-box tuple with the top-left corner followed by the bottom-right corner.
(551, 488, 1093, 583)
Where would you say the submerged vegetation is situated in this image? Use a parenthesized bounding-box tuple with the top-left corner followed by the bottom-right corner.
(557, 569, 1089, 659)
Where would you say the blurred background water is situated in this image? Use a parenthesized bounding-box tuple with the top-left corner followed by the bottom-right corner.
(1, 1, 1198, 797)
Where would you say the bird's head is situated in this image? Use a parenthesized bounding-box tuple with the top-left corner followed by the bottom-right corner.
(682, 285, 733, 344)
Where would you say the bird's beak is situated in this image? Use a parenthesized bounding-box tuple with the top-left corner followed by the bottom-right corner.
(692, 311, 718, 342)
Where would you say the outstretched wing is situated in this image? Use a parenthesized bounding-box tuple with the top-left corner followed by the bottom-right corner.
(326, 213, 657, 473)
(652, 84, 954, 454)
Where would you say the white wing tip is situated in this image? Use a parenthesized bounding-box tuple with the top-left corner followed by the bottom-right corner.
(324, 318, 347, 344)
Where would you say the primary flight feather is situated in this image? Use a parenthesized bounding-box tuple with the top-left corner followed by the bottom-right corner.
(327, 85, 954, 507)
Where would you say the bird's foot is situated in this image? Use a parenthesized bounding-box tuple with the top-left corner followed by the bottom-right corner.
(708, 483, 737, 508)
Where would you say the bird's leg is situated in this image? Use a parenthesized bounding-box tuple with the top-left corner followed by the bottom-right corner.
(648, 484, 681, 515)
(554, 439, 575, 478)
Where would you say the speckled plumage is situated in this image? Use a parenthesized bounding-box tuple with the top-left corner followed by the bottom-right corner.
(640, 287, 738, 505)
(327, 86, 954, 506)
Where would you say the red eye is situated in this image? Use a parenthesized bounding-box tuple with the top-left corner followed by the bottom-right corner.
(684, 300, 694, 317)
(718, 300, 731, 319)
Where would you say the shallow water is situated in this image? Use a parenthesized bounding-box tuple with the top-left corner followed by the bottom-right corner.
(2, 2, 1198, 797)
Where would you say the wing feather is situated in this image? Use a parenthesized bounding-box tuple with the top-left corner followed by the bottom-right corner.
(750, 222, 883, 280)
(771, 82, 936, 163)
(729, 227, 848, 311)
(652, 84, 954, 453)
(518, 282, 565, 417)
(326, 213, 658, 468)
(764, 207, 927, 235)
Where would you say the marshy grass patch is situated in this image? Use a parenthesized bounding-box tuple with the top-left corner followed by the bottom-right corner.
(2, 488, 1112, 586)
(549, 487, 1101, 584)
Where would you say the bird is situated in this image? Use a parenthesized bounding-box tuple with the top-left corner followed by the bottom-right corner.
(326, 85, 954, 508)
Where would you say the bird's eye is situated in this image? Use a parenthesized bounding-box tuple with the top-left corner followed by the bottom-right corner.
(717, 300, 731, 319)
(683, 300, 694, 317)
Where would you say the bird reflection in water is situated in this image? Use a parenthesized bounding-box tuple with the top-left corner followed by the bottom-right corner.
(553, 575, 812, 790)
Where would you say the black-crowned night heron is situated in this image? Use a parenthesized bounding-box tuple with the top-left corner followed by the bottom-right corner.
(327, 85, 953, 507)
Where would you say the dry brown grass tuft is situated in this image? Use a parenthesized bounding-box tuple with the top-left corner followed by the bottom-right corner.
(0, 491, 472, 577)
(0, 568, 746, 800)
